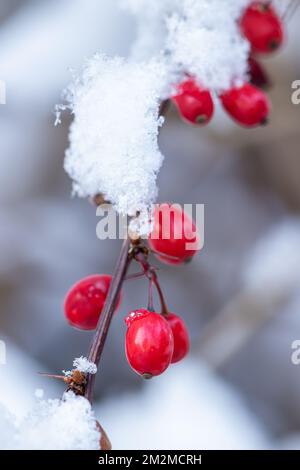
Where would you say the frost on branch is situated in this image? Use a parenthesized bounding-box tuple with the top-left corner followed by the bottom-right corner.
(73, 356, 97, 374)
(63, 55, 167, 224)
(0, 392, 101, 450)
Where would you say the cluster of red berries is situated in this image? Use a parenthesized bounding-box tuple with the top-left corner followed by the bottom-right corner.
(172, 1, 284, 128)
(125, 309, 189, 378)
(64, 204, 199, 378)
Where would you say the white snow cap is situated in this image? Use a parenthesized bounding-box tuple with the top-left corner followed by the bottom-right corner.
(64, 55, 166, 223)
(13, 392, 100, 450)
(0, 393, 100, 450)
(73, 356, 97, 374)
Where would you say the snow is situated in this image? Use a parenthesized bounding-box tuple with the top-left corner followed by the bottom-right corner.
(34, 389, 44, 399)
(62, 1, 254, 232)
(0, 392, 100, 450)
(0, 348, 98, 450)
(164, 0, 250, 91)
(0, 345, 100, 450)
(73, 356, 97, 374)
(123, 0, 250, 91)
(0, 339, 60, 419)
(63, 357, 97, 377)
(0, 361, 269, 450)
(0, 405, 16, 450)
(63, 54, 166, 228)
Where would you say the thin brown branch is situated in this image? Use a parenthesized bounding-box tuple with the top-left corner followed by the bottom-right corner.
(159, 99, 170, 117)
(85, 237, 132, 403)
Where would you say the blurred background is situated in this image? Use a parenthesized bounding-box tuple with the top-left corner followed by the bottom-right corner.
(0, 0, 300, 450)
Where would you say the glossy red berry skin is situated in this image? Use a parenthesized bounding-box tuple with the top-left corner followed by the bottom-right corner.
(64, 274, 121, 331)
(240, 2, 284, 54)
(248, 56, 270, 90)
(172, 78, 214, 125)
(125, 309, 174, 377)
(148, 203, 200, 265)
(220, 83, 270, 128)
(166, 313, 190, 364)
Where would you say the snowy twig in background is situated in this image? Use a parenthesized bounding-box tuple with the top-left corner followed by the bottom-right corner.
(281, 0, 300, 22)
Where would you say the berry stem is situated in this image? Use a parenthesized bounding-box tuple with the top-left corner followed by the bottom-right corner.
(147, 278, 155, 312)
(152, 273, 169, 316)
(85, 237, 132, 403)
(135, 250, 169, 316)
(149, 247, 182, 263)
(125, 268, 158, 282)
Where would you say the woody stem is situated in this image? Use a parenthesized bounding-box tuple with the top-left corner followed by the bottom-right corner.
(85, 237, 132, 403)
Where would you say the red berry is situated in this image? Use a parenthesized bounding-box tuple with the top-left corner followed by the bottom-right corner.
(220, 83, 270, 127)
(166, 313, 190, 363)
(125, 309, 174, 378)
(248, 56, 271, 89)
(240, 2, 284, 54)
(172, 78, 214, 125)
(148, 203, 200, 265)
(64, 274, 121, 331)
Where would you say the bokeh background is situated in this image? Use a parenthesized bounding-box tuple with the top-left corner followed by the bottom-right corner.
(1, 0, 300, 449)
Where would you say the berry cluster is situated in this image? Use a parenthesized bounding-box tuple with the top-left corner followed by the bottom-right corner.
(125, 309, 189, 378)
(64, 204, 200, 378)
(171, 1, 284, 128)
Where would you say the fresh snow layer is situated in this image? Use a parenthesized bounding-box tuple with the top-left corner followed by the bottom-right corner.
(0, 392, 100, 450)
(63, 55, 166, 223)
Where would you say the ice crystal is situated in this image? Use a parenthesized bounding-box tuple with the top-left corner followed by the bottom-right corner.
(73, 356, 97, 374)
